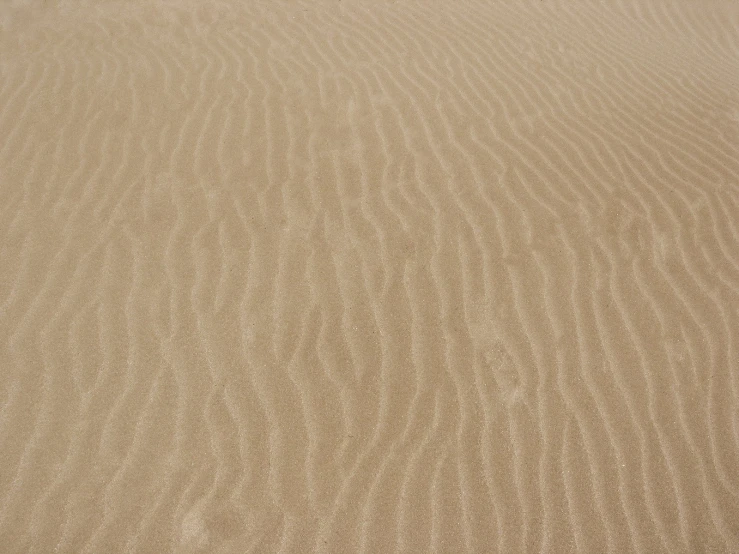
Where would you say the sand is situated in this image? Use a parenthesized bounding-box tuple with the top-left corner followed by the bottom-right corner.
(1, 0, 738, 552)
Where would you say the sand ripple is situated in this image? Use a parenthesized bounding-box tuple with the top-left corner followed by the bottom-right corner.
(1, 0, 739, 552)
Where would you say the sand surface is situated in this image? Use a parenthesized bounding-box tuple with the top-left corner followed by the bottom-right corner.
(1, 0, 739, 552)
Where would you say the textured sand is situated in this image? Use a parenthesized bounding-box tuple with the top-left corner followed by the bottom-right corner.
(1, 0, 739, 552)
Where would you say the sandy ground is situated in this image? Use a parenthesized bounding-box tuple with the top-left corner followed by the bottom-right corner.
(1, 0, 739, 552)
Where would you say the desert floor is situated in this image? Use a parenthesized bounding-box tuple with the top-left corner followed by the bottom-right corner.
(1, 0, 739, 552)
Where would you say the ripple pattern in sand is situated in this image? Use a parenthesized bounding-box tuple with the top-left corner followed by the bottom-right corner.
(1, 0, 739, 552)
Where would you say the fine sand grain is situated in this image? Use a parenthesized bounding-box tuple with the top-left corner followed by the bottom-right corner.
(1, 0, 739, 552)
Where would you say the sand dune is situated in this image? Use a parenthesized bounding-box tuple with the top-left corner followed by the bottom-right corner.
(1, 0, 738, 552)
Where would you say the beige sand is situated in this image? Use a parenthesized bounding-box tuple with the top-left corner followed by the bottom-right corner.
(1, 0, 739, 552)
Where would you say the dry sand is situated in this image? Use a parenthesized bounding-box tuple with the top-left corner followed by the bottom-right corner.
(1, 0, 739, 552)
